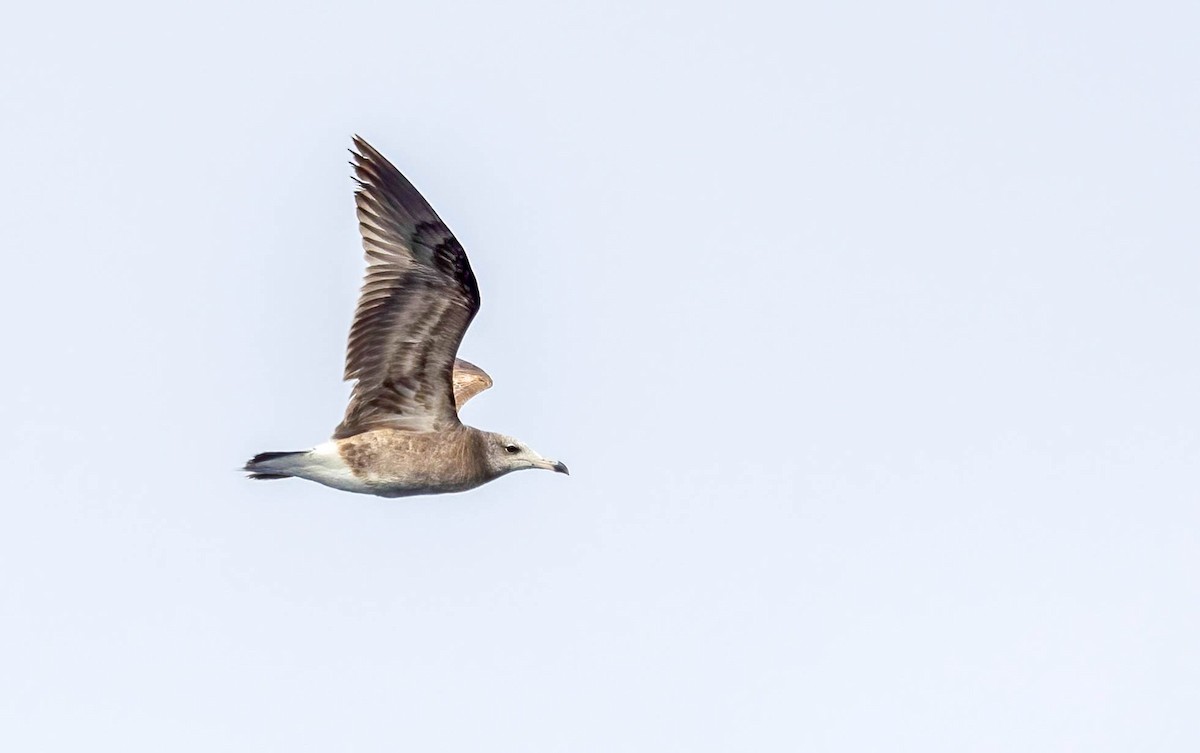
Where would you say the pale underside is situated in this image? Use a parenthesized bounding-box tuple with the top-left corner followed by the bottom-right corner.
(284, 428, 495, 498)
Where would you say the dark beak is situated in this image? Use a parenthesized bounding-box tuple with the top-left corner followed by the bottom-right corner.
(552, 460, 570, 475)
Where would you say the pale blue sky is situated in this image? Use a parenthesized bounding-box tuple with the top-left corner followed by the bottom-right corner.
(1, 1, 1197, 750)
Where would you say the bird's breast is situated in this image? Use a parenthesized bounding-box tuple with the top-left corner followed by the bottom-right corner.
(336, 428, 491, 495)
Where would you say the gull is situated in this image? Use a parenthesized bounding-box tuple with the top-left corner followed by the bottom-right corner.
(244, 137, 568, 497)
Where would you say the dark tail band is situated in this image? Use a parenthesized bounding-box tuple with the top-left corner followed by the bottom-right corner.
(246, 450, 305, 467)
(244, 450, 305, 480)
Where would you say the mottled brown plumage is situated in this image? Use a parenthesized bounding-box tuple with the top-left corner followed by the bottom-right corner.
(336, 427, 492, 494)
(244, 137, 567, 497)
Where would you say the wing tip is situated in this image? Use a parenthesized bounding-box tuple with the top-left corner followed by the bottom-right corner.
(350, 134, 382, 164)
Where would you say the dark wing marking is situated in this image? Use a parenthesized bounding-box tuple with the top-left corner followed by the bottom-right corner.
(334, 136, 481, 439)
(451, 358, 493, 410)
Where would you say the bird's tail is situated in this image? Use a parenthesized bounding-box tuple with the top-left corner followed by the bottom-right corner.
(244, 450, 307, 480)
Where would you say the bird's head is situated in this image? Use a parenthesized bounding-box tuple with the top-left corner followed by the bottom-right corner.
(483, 433, 569, 477)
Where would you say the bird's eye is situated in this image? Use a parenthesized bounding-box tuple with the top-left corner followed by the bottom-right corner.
(504, 444, 520, 454)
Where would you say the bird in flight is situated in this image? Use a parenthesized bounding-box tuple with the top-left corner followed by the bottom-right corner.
(245, 137, 568, 497)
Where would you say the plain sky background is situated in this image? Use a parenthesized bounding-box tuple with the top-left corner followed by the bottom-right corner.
(1, 1, 1197, 750)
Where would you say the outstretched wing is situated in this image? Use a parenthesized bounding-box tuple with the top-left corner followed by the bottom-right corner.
(452, 358, 493, 409)
(334, 136, 481, 439)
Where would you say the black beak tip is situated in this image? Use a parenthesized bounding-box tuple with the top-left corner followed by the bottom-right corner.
(552, 461, 569, 475)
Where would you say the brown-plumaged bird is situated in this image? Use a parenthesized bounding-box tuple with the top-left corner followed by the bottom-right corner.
(244, 137, 568, 496)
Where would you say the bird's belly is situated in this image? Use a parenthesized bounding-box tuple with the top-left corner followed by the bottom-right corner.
(295, 440, 484, 498)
